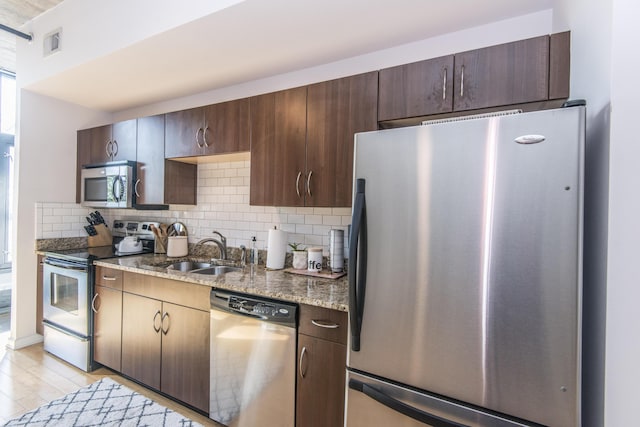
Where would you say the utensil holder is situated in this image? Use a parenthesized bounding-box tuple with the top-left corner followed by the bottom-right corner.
(87, 224, 112, 247)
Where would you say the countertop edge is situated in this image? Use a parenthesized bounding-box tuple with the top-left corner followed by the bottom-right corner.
(93, 255, 349, 312)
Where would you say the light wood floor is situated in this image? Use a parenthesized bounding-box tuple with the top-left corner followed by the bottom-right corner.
(0, 314, 221, 426)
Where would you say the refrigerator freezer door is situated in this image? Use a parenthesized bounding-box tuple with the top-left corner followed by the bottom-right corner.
(346, 371, 531, 427)
(348, 107, 584, 426)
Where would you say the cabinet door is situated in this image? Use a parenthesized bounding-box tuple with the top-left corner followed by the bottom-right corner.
(454, 35, 549, 111)
(165, 107, 204, 158)
(378, 56, 454, 121)
(160, 302, 210, 413)
(93, 285, 122, 370)
(136, 115, 166, 205)
(249, 87, 307, 206)
(111, 119, 137, 161)
(202, 98, 250, 155)
(87, 124, 113, 164)
(296, 334, 347, 427)
(121, 292, 162, 390)
(306, 72, 378, 207)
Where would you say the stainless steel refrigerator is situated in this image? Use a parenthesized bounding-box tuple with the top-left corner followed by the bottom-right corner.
(346, 105, 585, 427)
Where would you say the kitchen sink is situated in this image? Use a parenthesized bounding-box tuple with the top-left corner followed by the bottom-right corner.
(190, 265, 243, 275)
(167, 261, 212, 272)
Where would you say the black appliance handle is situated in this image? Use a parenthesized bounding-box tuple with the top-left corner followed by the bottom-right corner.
(112, 175, 122, 202)
(349, 379, 469, 427)
(349, 178, 367, 351)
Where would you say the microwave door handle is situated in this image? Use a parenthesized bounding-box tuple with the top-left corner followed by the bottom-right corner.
(112, 175, 122, 202)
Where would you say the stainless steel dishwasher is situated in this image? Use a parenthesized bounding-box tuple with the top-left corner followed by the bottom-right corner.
(210, 289, 297, 427)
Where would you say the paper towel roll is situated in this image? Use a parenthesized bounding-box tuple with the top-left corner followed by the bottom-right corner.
(266, 228, 288, 270)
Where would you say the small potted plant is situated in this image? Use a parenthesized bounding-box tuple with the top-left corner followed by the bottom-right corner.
(289, 242, 307, 270)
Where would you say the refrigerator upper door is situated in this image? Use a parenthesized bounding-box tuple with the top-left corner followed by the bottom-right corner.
(348, 107, 584, 427)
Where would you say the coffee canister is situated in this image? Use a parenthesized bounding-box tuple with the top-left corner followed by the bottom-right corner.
(329, 229, 344, 273)
(307, 247, 323, 272)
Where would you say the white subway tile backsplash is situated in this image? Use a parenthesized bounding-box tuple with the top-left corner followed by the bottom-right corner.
(36, 160, 352, 254)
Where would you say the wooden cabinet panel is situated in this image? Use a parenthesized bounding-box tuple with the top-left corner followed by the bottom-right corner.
(111, 119, 137, 161)
(95, 266, 123, 290)
(549, 31, 571, 100)
(249, 87, 307, 206)
(306, 72, 378, 207)
(378, 55, 454, 121)
(87, 125, 113, 164)
(165, 107, 204, 158)
(453, 35, 550, 111)
(93, 285, 122, 370)
(296, 334, 347, 427)
(248, 94, 277, 206)
(298, 304, 348, 345)
(296, 304, 348, 426)
(123, 272, 210, 311)
(160, 302, 210, 412)
(202, 98, 250, 155)
(121, 292, 162, 390)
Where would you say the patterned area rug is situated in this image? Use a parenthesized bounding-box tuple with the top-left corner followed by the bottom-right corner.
(2, 377, 203, 426)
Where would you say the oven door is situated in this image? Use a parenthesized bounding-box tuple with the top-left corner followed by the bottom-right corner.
(43, 257, 90, 337)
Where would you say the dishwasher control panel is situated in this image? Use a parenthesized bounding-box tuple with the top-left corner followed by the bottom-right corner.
(211, 290, 297, 327)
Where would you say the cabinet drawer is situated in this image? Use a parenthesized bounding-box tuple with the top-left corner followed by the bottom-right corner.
(123, 272, 210, 311)
(299, 304, 348, 345)
(95, 266, 123, 290)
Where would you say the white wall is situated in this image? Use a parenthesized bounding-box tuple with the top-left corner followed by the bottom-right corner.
(552, 1, 612, 425)
(17, 0, 245, 88)
(9, 90, 110, 349)
(605, 0, 640, 425)
(114, 10, 552, 121)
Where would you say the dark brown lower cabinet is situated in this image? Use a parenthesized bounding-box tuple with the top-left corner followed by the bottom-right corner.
(296, 304, 348, 426)
(93, 285, 123, 371)
(297, 334, 347, 427)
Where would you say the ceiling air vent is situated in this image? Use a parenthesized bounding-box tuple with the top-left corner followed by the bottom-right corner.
(43, 28, 62, 56)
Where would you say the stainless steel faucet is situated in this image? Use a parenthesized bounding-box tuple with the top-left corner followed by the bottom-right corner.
(195, 230, 227, 260)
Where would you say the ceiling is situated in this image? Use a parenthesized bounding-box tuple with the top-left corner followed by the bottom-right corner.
(0, 0, 64, 73)
(17, 0, 554, 112)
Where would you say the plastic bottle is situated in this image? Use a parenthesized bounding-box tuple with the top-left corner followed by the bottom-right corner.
(251, 236, 259, 265)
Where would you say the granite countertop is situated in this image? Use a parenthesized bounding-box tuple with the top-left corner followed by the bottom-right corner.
(94, 254, 349, 312)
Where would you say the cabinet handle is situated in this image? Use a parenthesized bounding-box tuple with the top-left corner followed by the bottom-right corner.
(112, 140, 119, 158)
(306, 171, 313, 197)
(442, 68, 447, 101)
(102, 275, 117, 281)
(195, 128, 204, 148)
(161, 312, 170, 335)
(153, 310, 162, 333)
(91, 293, 99, 314)
(105, 140, 113, 159)
(134, 179, 141, 198)
(299, 346, 307, 378)
(460, 65, 465, 98)
(311, 319, 340, 329)
(295, 171, 302, 198)
(203, 126, 210, 147)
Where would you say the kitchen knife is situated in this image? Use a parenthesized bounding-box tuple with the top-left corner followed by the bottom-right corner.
(86, 216, 95, 225)
(84, 225, 97, 236)
(94, 211, 106, 225)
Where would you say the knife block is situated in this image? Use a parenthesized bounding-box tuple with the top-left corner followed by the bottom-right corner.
(88, 224, 113, 247)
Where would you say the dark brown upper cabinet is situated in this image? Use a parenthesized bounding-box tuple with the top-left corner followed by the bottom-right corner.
(75, 119, 137, 203)
(378, 33, 570, 123)
(249, 87, 307, 207)
(250, 72, 378, 207)
(378, 55, 454, 121)
(165, 98, 250, 159)
(306, 71, 378, 207)
(136, 115, 197, 206)
(453, 35, 550, 111)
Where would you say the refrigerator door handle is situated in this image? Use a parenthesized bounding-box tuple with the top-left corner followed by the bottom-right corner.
(349, 178, 367, 351)
(348, 379, 469, 427)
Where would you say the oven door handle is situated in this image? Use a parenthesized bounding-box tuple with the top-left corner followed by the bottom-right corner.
(44, 258, 88, 272)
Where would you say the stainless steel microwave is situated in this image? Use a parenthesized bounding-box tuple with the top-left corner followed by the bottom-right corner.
(81, 161, 136, 208)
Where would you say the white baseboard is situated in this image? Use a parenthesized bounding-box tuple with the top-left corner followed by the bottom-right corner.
(6, 333, 43, 350)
